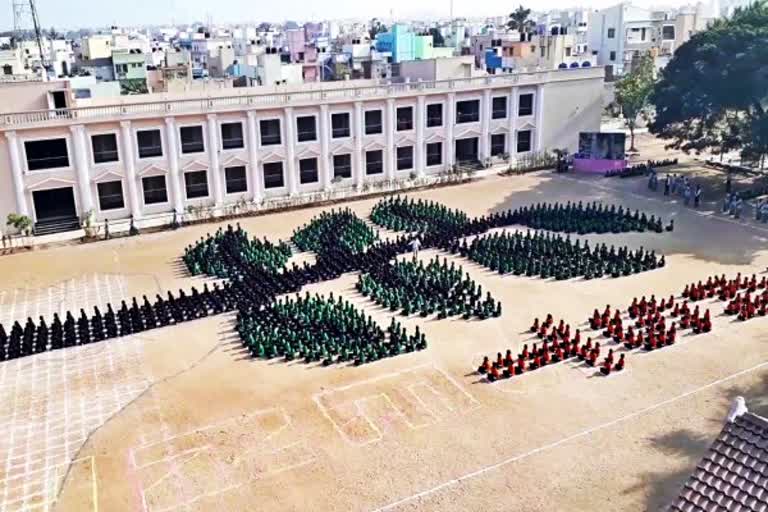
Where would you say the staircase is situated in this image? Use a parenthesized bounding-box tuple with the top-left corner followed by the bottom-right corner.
(34, 216, 81, 236)
(455, 160, 484, 174)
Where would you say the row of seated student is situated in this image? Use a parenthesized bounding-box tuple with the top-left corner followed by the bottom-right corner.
(683, 273, 767, 302)
(726, 291, 768, 320)
(530, 316, 579, 344)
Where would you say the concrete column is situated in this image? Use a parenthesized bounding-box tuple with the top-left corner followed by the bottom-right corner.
(535, 84, 545, 151)
(480, 88, 491, 161)
(385, 98, 395, 181)
(69, 125, 94, 215)
(508, 87, 518, 155)
(206, 114, 224, 209)
(4, 131, 29, 217)
(319, 104, 331, 191)
(353, 101, 364, 190)
(246, 111, 262, 203)
(283, 107, 298, 196)
(446, 92, 456, 168)
(119, 121, 142, 220)
(415, 95, 425, 177)
(164, 118, 184, 214)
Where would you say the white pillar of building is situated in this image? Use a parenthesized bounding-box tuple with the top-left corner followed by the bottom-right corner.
(283, 107, 298, 196)
(535, 84, 545, 151)
(353, 101, 364, 190)
(446, 92, 456, 168)
(206, 114, 224, 209)
(415, 95, 425, 177)
(246, 111, 263, 203)
(480, 89, 491, 161)
(4, 131, 30, 217)
(164, 118, 184, 214)
(508, 87, 518, 156)
(119, 121, 142, 220)
(385, 98, 395, 181)
(69, 125, 94, 215)
(319, 104, 331, 191)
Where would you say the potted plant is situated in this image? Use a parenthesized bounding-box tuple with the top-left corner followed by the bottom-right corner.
(6, 213, 33, 236)
(81, 209, 100, 238)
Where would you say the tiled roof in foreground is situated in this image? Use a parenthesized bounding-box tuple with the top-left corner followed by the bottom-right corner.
(669, 398, 768, 512)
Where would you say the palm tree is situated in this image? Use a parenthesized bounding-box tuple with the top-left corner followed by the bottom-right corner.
(508, 5, 535, 34)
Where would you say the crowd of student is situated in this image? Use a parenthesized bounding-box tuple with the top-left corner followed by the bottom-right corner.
(370, 196, 471, 233)
(682, 273, 768, 321)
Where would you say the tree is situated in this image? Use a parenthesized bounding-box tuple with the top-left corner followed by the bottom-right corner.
(429, 28, 446, 47)
(650, 1, 768, 167)
(369, 19, 388, 40)
(507, 6, 535, 34)
(6, 213, 32, 236)
(615, 52, 655, 152)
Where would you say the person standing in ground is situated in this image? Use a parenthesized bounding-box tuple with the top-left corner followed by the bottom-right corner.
(726, 173, 732, 194)
(409, 236, 422, 258)
(694, 185, 702, 208)
(664, 175, 671, 196)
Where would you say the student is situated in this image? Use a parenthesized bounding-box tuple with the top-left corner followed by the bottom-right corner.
(694, 185, 702, 208)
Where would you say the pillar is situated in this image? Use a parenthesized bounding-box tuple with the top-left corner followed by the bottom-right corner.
(535, 84, 545, 151)
(283, 107, 298, 196)
(246, 111, 262, 203)
(353, 101, 364, 190)
(508, 87, 518, 155)
(164, 118, 184, 214)
(385, 98, 395, 181)
(446, 92, 456, 168)
(415, 95, 425, 177)
(206, 114, 224, 208)
(69, 125, 94, 214)
(4, 131, 29, 217)
(480, 88, 491, 161)
(319, 104, 331, 191)
(119, 121, 142, 220)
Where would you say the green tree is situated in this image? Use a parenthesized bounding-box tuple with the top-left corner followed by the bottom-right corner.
(507, 6, 535, 33)
(6, 213, 33, 235)
(615, 52, 656, 152)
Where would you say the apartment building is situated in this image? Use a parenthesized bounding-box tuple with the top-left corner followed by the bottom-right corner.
(0, 67, 603, 234)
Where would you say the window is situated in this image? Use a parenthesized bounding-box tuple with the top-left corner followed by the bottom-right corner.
(180, 126, 205, 154)
(492, 97, 507, 119)
(142, 175, 168, 204)
(491, 134, 506, 156)
(296, 116, 317, 142)
(662, 25, 675, 40)
(365, 110, 383, 134)
(426, 142, 442, 166)
(299, 158, 319, 184)
(225, 166, 247, 194)
(517, 130, 532, 153)
(365, 150, 383, 175)
(396, 146, 413, 171)
(331, 113, 350, 138)
(263, 162, 285, 189)
(540, 46, 545, 58)
(518, 94, 534, 116)
(184, 170, 209, 199)
(609, 51, 616, 62)
(97, 180, 124, 211)
(333, 154, 352, 179)
(25, 138, 69, 170)
(456, 100, 480, 123)
(607, 28, 616, 39)
(426, 103, 443, 127)
(396, 106, 413, 131)
(221, 122, 244, 150)
(565, 46, 572, 57)
(137, 129, 162, 158)
(260, 119, 281, 146)
(91, 133, 119, 163)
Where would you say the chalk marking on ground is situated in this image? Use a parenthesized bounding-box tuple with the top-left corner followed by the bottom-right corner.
(371, 358, 768, 512)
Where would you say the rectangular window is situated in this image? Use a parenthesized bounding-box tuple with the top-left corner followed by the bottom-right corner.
(296, 116, 317, 142)
(97, 180, 124, 211)
(331, 113, 350, 138)
(426, 142, 442, 166)
(662, 25, 675, 40)
(607, 28, 616, 39)
(333, 154, 352, 179)
(221, 122, 244, 150)
(260, 119, 281, 146)
(491, 134, 506, 156)
(365, 150, 383, 175)
(396, 106, 413, 131)
(518, 94, 534, 116)
(184, 170, 209, 199)
(365, 110, 383, 135)
(426, 103, 443, 127)
(142, 175, 168, 204)
(565, 47, 572, 57)
(396, 146, 413, 171)
(517, 130, 532, 153)
(456, 100, 480, 123)
(492, 97, 507, 119)
(225, 166, 247, 194)
(137, 129, 162, 158)
(180, 126, 205, 154)
(91, 133, 119, 163)
(24, 138, 69, 170)
(299, 157, 319, 184)
(263, 162, 285, 189)
(609, 51, 616, 62)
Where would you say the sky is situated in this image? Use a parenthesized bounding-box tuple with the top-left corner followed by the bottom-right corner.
(4, 0, 703, 31)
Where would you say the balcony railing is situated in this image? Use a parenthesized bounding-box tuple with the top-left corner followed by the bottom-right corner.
(0, 67, 604, 130)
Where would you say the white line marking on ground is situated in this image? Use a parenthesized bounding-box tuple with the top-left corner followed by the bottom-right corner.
(371, 358, 768, 512)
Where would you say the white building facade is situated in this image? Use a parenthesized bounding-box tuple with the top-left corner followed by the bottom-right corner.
(0, 67, 603, 234)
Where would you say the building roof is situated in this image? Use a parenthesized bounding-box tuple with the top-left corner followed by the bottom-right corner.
(669, 398, 768, 512)
(80, 58, 113, 68)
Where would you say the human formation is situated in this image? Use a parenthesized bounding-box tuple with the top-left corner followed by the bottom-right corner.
(683, 273, 768, 321)
(357, 256, 501, 320)
(292, 208, 378, 256)
(370, 196, 471, 233)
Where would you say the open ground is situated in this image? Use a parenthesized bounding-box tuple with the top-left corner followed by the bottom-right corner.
(1, 134, 768, 512)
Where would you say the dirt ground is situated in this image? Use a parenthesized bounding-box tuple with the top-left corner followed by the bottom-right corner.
(2, 134, 768, 512)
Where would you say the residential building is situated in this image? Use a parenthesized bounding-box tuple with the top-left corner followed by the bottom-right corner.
(81, 35, 113, 60)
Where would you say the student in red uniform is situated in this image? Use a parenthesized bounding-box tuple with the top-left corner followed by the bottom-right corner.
(478, 356, 491, 374)
(488, 364, 501, 382)
(614, 354, 626, 371)
(530, 317, 540, 333)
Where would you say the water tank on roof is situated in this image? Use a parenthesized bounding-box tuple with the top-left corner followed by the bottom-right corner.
(581, 61, 591, 67)
(558, 63, 568, 69)
(570, 62, 579, 68)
